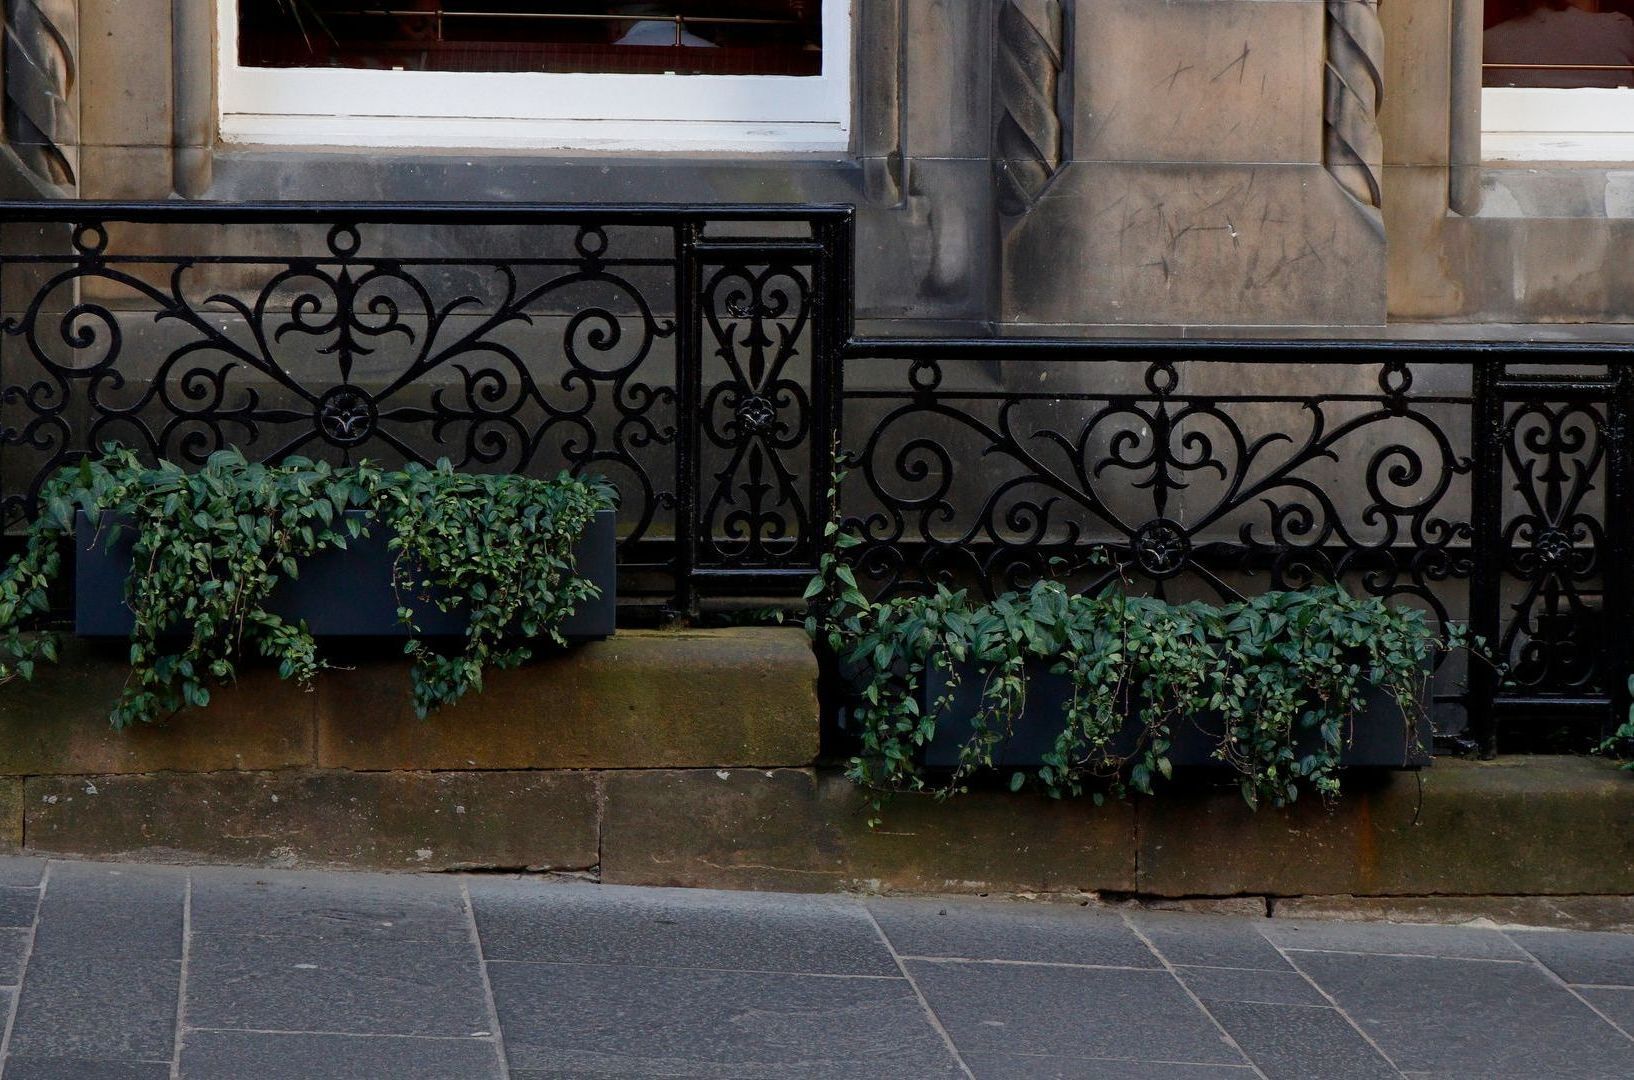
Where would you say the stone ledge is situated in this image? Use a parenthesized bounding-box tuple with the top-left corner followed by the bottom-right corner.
(23, 771, 598, 872)
(317, 628, 819, 771)
(599, 768, 1138, 895)
(0, 639, 315, 776)
(0, 628, 820, 776)
(1134, 756, 1634, 898)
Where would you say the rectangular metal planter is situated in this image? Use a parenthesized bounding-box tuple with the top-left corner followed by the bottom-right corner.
(74, 508, 617, 641)
(921, 657, 1434, 771)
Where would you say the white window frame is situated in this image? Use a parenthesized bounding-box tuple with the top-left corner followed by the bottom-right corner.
(217, 1, 852, 152)
(1484, 87, 1634, 161)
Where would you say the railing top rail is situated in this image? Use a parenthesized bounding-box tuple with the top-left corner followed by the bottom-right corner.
(842, 335, 1634, 363)
(0, 200, 855, 225)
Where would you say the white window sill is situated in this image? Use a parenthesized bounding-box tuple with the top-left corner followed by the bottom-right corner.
(219, 114, 852, 153)
(1483, 132, 1634, 163)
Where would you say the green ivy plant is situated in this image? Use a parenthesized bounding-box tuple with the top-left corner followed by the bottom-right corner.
(807, 470, 1468, 817)
(0, 447, 613, 726)
(1598, 677, 1634, 770)
(382, 463, 609, 717)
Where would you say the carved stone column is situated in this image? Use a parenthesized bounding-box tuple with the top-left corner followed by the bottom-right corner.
(2, 0, 77, 191)
(993, 0, 1064, 217)
(1324, 0, 1383, 214)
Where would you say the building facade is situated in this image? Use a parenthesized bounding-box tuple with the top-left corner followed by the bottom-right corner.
(1, 1, 1630, 752)
(2, 0, 1629, 334)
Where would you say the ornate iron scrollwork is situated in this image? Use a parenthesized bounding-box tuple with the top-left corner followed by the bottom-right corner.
(698, 262, 816, 568)
(841, 354, 1473, 635)
(0, 206, 851, 613)
(1497, 402, 1607, 695)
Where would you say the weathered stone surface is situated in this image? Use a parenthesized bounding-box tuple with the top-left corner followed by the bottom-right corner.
(79, 0, 173, 151)
(1138, 757, 1634, 898)
(0, 781, 20, 853)
(1002, 162, 1387, 328)
(0, 640, 314, 776)
(75, 144, 177, 201)
(23, 771, 598, 871)
(600, 768, 1136, 895)
(1445, 210, 1634, 323)
(900, 0, 992, 160)
(1075, 0, 1323, 166)
(1388, 165, 1634, 324)
(317, 629, 819, 771)
(1384, 163, 1464, 320)
(1380, 0, 1450, 167)
(11, 757, 1634, 897)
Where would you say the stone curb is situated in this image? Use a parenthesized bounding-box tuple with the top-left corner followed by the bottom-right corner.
(10, 757, 1634, 901)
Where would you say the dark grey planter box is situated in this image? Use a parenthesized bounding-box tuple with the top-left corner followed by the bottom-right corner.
(921, 657, 1433, 771)
(74, 508, 617, 641)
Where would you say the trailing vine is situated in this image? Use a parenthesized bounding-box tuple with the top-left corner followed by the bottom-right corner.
(1598, 677, 1634, 771)
(808, 468, 1467, 817)
(0, 447, 612, 726)
(382, 463, 609, 717)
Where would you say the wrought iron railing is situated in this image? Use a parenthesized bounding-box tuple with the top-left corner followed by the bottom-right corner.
(0, 200, 1628, 752)
(0, 201, 852, 615)
(838, 339, 1634, 754)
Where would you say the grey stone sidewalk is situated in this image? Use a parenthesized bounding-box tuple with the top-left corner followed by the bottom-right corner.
(0, 860, 1629, 1078)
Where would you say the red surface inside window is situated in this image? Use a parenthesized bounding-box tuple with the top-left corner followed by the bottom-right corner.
(237, 2, 824, 76)
(1484, 0, 1634, 87)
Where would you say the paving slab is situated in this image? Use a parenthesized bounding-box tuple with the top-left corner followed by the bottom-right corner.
(488, 962, 963, 1077)
(178, 1030, 503, 1080)
(1173, 965, 1329, 1007)
(184, 935, 491, 1037)
(0, 888, 40, 929)
(188, 866, 472, 952)
(1290, 950, 1634, 1077)
(1127, 910, 1292, 970)
(1275, 893, 1634, 933)
(0, 859, 46, 888)
(2, 1059, 171, 1079)
(1204, 1001, 1400, 1080)
(1507, 928, 1634, 986)
(905, 959, 1243, 1065)
(1263, 918, 1529, 961)
(8, 955, 179, 1061)
(868, 898, 1160, 967)
(471, 880, 896, 976)
(31, 870, 183, 961)
(0, 928, 30, 984)
(1577, 987, 1634, 1033)
(959, 1056, 1256, 1079)
(0, 859, 1632, 1078)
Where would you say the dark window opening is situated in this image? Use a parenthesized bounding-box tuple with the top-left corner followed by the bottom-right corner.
(237, 2, 824, 76)
(1484, 0, 1634, 87)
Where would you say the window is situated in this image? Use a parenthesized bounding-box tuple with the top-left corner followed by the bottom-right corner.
(219, 2, 851, 150)
(1482, 0, 1634, 160)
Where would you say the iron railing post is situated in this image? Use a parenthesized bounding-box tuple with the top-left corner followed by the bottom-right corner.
(674, 218, 703, 620)
(1468, 357, 1504, 758)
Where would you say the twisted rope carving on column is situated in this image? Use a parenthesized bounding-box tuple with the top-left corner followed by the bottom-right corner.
(1324, 0, 1383, 211)
(3, 0, 77, 189)
(994, 0, 1063, 218)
